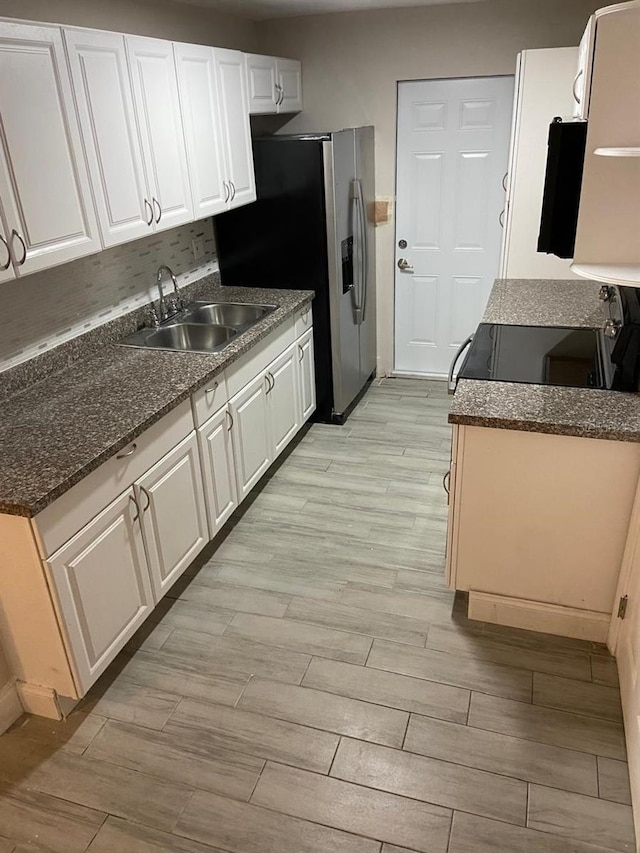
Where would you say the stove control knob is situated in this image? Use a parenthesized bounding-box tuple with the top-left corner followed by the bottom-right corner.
(603, 319, 621, 339)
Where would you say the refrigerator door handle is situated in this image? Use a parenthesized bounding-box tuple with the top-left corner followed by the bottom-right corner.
(350, 179, 367, 326)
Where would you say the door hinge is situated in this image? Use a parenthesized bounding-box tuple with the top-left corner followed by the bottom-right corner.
(618, 595, 628, 619)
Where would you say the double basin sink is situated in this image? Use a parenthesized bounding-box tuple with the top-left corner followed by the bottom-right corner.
(119, 301, 276, 354)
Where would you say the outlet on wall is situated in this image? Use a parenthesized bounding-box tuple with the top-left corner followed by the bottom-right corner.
(191, 237, 205, 261)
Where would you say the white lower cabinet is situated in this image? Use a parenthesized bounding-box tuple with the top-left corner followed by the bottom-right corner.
(268, 343, 300, 458)
(297, 328, 316, 422)
(47, 488, 154, 693)
(229, 372, 272, 501)
(135, 432, 208, 600)
(198, 405, 238, 536)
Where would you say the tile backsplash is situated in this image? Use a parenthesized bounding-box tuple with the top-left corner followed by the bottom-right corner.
(0, 219, 218, 374)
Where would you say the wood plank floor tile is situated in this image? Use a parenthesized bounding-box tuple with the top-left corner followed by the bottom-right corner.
(118, 649, 246, 707)
(597, 757, 632, 805)
(426, 622, 593, 681)
(0, 789, 105, 853)
(331, 737, 527, 826)
(367, 639, 533, 702)
(5, 710, 106, 755)
(86, 815, 228, 853)
(448, 810, 618, 853)
(80, 677, 181, 731)
(302, 657, 470, 723)
(533, 673, 623, 722)
(467, 692, 627, 760)
(591, 655, 620, 687)
(215, 560, 344, 600)
(528, 784, 635, 851)
(147, 597, 235, 636)
(175, 790, 381, 853)
(252, 762, 451, 853)
(175, 581, 290, 617)
(403, 713, 598, 795)
(225, 613, 372, 664)
(85, 719, 263, 801)
(166, 698, 339, 773)
(158, 629, 311, 684)
(237, 679, 409, 747)
(341, 586, 454, 622)
(285, 597, 429, 646)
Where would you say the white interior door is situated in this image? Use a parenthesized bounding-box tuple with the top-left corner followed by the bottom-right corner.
(394, 76, 514, 377)
(610, 481, 640, 850)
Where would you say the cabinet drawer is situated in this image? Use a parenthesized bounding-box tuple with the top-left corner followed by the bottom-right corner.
(295, 304, 313, 339)
(192, 371, 228, 427)
(227, 318, 295, 398)
(36, 400, 194, 557)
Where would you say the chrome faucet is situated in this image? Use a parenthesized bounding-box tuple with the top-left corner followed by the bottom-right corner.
(156, 265, 182, 321)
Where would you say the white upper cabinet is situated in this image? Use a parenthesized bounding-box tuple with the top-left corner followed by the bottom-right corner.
(0, 23, 100, 276)
(276, 58, 303, 113)
(573, 16, 595, 119)
(64, 29, 153, 248)
(245, 53, 302, 115)
(215, 48, 256, 209)
(126, 35, 193, 232)
(174, 41, 228, 219)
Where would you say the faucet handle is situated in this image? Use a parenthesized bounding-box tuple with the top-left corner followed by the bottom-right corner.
(146, 305, 161, 327)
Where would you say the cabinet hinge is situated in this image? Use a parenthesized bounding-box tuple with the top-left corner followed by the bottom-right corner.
(618, 595, 628, 619)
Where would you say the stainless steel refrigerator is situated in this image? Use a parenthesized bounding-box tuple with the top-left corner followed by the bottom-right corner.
(214, 127, 376, 424)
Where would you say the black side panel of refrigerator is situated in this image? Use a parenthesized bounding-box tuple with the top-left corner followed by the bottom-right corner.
(214, 138, 334, 421)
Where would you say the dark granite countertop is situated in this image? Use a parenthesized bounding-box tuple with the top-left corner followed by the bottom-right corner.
(448, 278, 640, 442)
(0, 282, 314, 517)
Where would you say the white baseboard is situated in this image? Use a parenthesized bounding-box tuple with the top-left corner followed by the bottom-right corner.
(16, 682, 63, 720)
(0, 680, 23, 733)
(468, 591, 610, 643)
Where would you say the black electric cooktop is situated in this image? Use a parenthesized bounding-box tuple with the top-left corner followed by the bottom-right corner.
(459, 323, 607, 389)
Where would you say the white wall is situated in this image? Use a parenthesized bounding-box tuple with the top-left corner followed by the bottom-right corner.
(258, 0, 605, 374)
(0, 0, 258, 50)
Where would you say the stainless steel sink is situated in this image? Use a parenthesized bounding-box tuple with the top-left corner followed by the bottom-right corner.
(120, 322, 238, 354)
(118, 300, 277, 354)
(182, 302, 276, 328)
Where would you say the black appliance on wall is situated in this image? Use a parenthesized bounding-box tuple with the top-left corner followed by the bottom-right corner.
(537, 117, 588, 259)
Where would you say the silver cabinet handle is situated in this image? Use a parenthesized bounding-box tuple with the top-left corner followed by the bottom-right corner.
(144, 199, 154, 226)
(0, 235, 10, 271)
(223, 181, 230, 203)
(572, 69, 583, 105)
(268, 371, 275, 391)
(443, 470, 451, 496)
(502, 172, 508, 192)
(129, 493, 140, 523)
(298, 343, 304, 362)
(226, 409, 234, 432)
(204, 380, 219, 395)
(499, 209, 505, 228)
(139, 485, 151, 512)
(230, 181, 236, 202)
(397, 258, 414, 272)
(116, 442, 137, 459)
(265, 371, 275, 394)
(10, 230, 26, 266)
(152, 198, 161, 224)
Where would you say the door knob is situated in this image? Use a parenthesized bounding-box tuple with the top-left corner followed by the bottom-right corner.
(397, 258, 414, 272)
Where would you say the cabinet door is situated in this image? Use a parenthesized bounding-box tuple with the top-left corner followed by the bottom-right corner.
(136, 432, 208, 600)
(47, 488, 154, 694)
(245, 53, 277, 114)
(229, 372, 272, 501)
(267, 342, 300, 458)
(276, 58, 303, 113)
(573, 17, 595, 119)
(198, 405, 238, 536)
(174, 42, 228, 220)
(126, 36, 193, 232)
(64, 29, 153, 248)
(215, 49, 256, 209)
(0, 23, 100, 276)
(297, 328, 316, 422)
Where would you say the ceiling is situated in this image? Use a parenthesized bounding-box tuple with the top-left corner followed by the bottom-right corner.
(173, 0, 486, 22)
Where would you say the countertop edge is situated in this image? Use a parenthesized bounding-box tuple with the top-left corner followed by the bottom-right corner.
(0, 291, 314, 519)
(447, 412, 640, 444)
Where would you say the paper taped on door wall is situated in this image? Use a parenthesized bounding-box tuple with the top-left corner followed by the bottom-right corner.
(369, 197, 394, 226)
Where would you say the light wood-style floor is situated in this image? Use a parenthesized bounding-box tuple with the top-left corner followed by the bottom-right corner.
(0, 377, 635, 852)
